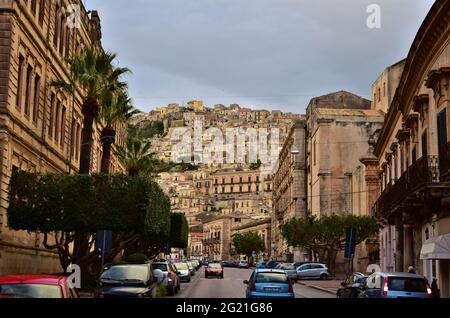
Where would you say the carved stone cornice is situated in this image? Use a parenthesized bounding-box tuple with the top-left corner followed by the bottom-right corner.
(425, 67, 450, 103)
(390, 142, 399, 153)
(396, 129, 411, 143)
(406, 113, 419, 130)
(413, 94, 430, 116)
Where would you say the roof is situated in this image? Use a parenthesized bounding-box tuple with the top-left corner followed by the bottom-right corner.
(375, 272, 427, 278)
(308, 91, 372, 110)
(0, 275, 66, 285)
(254, 269, 287, 274)
(315, 108, 385, 118)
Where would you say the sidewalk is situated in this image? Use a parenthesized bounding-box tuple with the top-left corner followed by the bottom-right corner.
(297, 280, 341, 295)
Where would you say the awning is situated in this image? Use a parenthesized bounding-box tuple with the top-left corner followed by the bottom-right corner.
(420, 234, 450, 260)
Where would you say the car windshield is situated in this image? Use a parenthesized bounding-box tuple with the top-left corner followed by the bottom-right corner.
(152, 263, 168, 272)
(100, 265, 148, 282)
(0, 284, 62, 298)
(256, 273, 288, 284)
(209, 264, 222, 269)
(175, 263, 189, 270)
(388, 277, 427, 292)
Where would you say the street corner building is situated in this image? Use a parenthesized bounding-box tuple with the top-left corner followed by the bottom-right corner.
(0, 1, 124, 275)
(363, 0, 450, 298)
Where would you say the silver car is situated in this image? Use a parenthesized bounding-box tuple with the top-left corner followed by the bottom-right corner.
(278, 263, 298, 282)
(173, 262, 191, 283)
(297, 263, 330, 280)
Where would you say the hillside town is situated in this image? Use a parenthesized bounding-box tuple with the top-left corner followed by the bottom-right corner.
(0, 0, 449, 301)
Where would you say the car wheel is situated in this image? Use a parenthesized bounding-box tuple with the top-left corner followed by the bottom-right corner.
(205, 275, 208, 279)
(221, 274, 224, 279)
(320, 274, 328, 281)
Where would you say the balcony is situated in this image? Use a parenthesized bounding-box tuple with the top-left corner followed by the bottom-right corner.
(202, 238, 220, 245)
(375, 155, 442, 220)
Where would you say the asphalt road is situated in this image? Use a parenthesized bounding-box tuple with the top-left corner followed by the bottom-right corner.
(173, 268, 334, 299)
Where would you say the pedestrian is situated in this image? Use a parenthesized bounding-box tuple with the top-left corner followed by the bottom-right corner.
(431, 278, 440, 299)
(407, 266, 416, 274)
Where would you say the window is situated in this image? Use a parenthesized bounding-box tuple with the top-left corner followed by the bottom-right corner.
(437, 109, 447, 161)
(48, 93, 55, 138)
(378, 88, 381, 102)
(422, 130, 428, 158)
(70, 119, 76, 159)
(16, 55, 25, 110)
(54, 100, 61, 142)
(31, 0, 37, 15)
(24, 65, 33, 117)
(248, 176, 251, 183)
(38, 0, 46, 24)
(412, 145, 417, 163)
(231, 178, 234, 184)
(53, 6, 60, 47)
(32, 74, 41, 124)
(60, 106, 66, 148)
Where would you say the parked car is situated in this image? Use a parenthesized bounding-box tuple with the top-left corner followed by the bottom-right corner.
(186, 261, 196, 275)
(244, 269, 295, 299)
(238, 260, 250, 268)
(265, 260, 283, 269)
(293, 261, 313, 268)
(205, 263, 224, 279)
(359, 272, 432, 299)
(95, 263, 162, 298)
(296, 263, 330, 280)
(0, 275, 79, 298)
(278, 263, 298, 282)
(337, 272, 367, 298)
(221, 260, 238, 268)
(256, 262, 267, 269)
(173, 262, 191, 283)
(152, 261, 180, 296)
(192, 260, 201, 270)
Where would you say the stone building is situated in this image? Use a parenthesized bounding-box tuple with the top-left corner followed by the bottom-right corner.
(273, 120, 307, 262)
(0, 1, 121, 275)
(202, 214, 250, 261)
(360, 60, 406, 273)
(232, 217, 272, 261)
(365, 0, 450, 297)
(306, 91, 385, 273)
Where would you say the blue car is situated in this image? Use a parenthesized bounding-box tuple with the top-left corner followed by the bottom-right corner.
(244, 269, 295, 299)
(256, 262, 266, 269)
(360, 272, 432, 299)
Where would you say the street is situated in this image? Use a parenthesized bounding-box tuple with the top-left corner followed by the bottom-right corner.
(173, 268, 334, 299)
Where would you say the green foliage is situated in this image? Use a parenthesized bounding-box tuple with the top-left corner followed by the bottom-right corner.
(155, 284, 166, 298)
(250, 159, 262, 170)
(129, 121, 165, 140)
(125, 253, 149, 264)
(7, 171, 170, 241)
(169, 213, 189, 248)
(281, 214, 379, 273)
(232, 232, 264, 258)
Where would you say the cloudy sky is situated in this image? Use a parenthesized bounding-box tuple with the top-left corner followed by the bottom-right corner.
(86, 0, 435, 113)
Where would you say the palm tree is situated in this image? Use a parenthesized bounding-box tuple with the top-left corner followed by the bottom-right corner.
(115, 137, 158, 176)
(97, 90, 139, 173)
(53, 48, 130, 174)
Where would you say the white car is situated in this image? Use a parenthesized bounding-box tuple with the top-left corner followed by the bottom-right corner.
(238, 260, 250, 268)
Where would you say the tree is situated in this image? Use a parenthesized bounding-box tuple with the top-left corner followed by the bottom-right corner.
(281, 215, 379, 275)
(114, 137, 158, 176)
(7, 171, 171, 281)
(169, 213, 189, 249)
(97, 90, 139, 173)
(53, 47, 130, 174)
(232, 232, 264, 265)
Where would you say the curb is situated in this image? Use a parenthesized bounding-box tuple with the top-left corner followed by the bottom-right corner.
(297, 281, 337, 296)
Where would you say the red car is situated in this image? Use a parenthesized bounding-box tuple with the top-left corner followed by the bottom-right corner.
(205, 263, 224, 279)
(0, 275, 79, 298)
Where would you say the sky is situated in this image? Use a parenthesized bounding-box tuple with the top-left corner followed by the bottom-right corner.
(85, 0, 435, 113)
